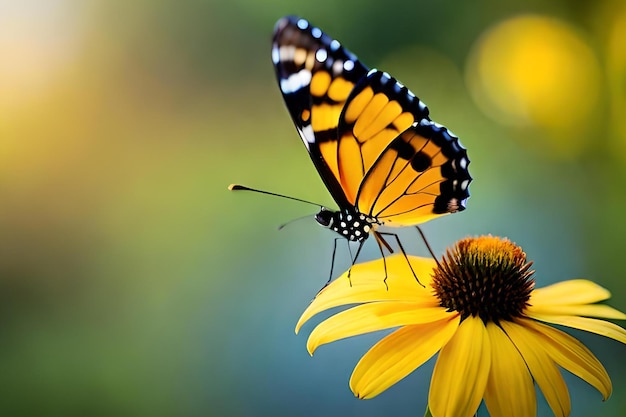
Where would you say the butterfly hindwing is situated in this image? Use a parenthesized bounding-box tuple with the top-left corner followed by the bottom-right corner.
(358, 120, 471, 225)
(272, 16, 369, 208)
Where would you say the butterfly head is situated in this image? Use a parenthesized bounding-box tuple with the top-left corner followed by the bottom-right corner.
(315, 208, 380, 242)
(314, 208, 335, 228)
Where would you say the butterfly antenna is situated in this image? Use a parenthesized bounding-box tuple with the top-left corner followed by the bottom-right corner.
(277, 214, 315, 230)
(228, 184, 325, 208)
(416, 226, 442, 269)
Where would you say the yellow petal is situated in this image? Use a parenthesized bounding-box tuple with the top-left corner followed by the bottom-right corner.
(350, 316, 460, 399)
(296, 255, 437, 333)
(429, 317, 491, 417)
(306, 301, 451, 355)
(530, 280, 610, 306)
(501, 320, 571, 417)
(483, 322, 536, 417)
(528, 314, 626, 345)
(526, 303, 626, 320)
(519, 318, 612, 400)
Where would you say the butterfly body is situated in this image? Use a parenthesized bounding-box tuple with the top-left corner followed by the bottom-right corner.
(315, 207, 381, 242)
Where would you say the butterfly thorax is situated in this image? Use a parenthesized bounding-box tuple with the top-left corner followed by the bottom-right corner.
(315, 208, 381, 242)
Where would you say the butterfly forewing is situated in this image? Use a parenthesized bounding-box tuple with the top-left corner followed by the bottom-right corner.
(272, 16, 369, 208)
(337, 69, 430, 205)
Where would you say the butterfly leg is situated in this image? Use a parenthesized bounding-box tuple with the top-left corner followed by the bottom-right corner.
(377, 231, 424, 288)
(346, 240, 366, 287)
(415, 226, 442, 269)
(346, 239, 354, 262)
(325, 237, 343, 286)
(315, 238, 344, 295)
(372, 233, 390, 290)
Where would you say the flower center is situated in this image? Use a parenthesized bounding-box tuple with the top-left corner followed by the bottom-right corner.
(431, 236, 535, 324)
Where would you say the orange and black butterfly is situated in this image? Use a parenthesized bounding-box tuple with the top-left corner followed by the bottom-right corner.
(232, 16, 471, 281)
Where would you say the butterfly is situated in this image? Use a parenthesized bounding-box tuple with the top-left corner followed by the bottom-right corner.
(233, 16, 471, 282)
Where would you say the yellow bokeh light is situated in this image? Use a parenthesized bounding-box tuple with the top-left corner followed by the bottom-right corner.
(604, 4, 626, 159)
(466, 15, 602, 157)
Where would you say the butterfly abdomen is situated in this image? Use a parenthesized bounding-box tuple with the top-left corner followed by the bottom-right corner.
(315, 208, 381, 242)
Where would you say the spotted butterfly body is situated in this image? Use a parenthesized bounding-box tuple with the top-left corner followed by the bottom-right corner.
(272, 16, 471, 246)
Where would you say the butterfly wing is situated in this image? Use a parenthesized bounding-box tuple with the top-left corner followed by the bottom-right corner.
(273, 16, 471, 225)
(335, 69, 430, 204)
(357, 119, 471, 226)
(272, 16, 369, 209)
(334, 70, 471, 226)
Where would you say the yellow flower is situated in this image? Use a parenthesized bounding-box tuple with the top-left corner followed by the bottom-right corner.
(296, 236, 626, 417)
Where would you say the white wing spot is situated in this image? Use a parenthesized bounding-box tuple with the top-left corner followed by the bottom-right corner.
(280, 69, 312, 94)
(301, 125, 315, 147)
(279, 45, 295, 62)
(343, 60, 354, 71)
(272, 46, 280, 64)
(315, 48, 328, 63)
(332, 60, 343, 75)
(297, 19, 309, 30)
(330, 39, 341, 51)
(311, 27, 322, 38)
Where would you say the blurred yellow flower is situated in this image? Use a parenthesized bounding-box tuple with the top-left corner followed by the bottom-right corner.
(465, 15, 601, 158)
(296, 236, 626, 417)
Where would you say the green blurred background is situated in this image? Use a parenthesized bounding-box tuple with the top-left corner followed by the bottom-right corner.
(1, 0, 625, 416)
